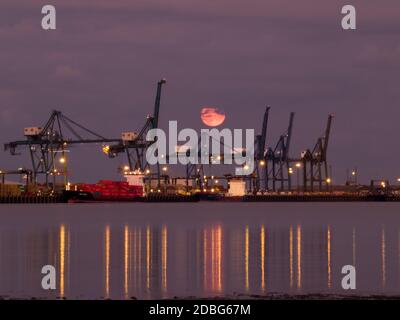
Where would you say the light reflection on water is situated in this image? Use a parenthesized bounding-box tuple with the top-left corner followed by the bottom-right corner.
(0, 203, 400, 299)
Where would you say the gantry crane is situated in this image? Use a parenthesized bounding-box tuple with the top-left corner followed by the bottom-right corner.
(300, 114, 333, 192)
(0, 168, 33, 186)
(252, 106, 270, 193)
(4, 110, 120, 186)
(105, 79, 167, 185)
(184, 133, 208, 191)
(265, 112, 295, 191)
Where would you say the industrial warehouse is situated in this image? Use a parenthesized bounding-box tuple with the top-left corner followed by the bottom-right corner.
(0, 79, 398, 203)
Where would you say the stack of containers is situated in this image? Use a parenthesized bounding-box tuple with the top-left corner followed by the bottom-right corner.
(0, 184, 21, 197)
(78, 180, 143, 201)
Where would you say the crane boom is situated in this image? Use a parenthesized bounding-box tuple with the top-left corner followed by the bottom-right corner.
(152, 79, 167, 129)
(322, 114, 333, 160)
(260, 106, 270, 155)
(284, 112, 295, 160)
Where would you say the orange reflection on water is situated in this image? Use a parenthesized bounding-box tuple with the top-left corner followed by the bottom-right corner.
(104, 225, 110, 298)
(131, 227, 142, 290)
(352, 228, 356, 267)
(203, 225, 223, 293)
(289, 226, 293, 289)
(203, 228, 208, 290)
(146, 226, 151, 290)
(215, 226, 222, 292)
(381, 226, 386, 289)
(327, 226, 331, 289)
(296, 225, 302, 290)
(162, 225, 167, 294)
(138, 229, 142, 288)
(261, 225, 265, 292)
(245, 225, 249, 292)
(124, 225, 129, 299)
(218, 226, 223, 291)
(59, 224, 66, 298)
(211, 229, 215, 290)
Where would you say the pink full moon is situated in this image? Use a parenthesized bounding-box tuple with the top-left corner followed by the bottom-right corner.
(200, 107, 226, 127)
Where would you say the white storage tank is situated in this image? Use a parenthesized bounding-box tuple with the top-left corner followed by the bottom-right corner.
(228, 179, 246, 196)
(124, 174, 146, 194)
(121, 132, 138, 141)
(24, 127, 42, 136)
(125, 174, 145, 185)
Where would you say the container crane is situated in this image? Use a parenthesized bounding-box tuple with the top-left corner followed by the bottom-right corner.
(253, 106, 270, 193)
(4, 110, 120, 186)
(300, 114, 333, 192)
(105, 79, 167, 185)
(266, 112, 295, 191)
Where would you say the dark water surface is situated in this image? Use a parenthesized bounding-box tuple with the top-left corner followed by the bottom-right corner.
(0, 202, 399, 299)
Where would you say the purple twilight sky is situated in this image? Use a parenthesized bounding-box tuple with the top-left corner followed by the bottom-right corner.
(0, 0, 400, 183)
